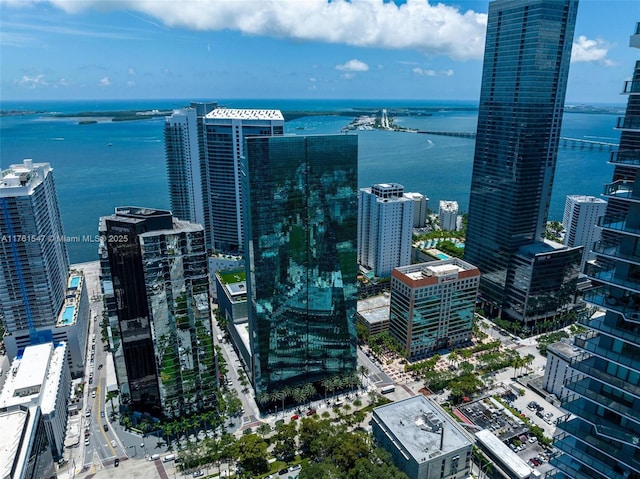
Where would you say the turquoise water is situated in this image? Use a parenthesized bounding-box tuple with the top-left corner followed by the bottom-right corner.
(61, 305, 75, 325)
(69, 276, 80, 289)
(0, 99, 620, 263)
(436, 253, 451, 260)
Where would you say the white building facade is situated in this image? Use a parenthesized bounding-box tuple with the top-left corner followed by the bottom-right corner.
(404, 191, 429, 228)
(358, 183, 414, 277)
(372, 395, 473, 479)
(439, 200, 459, 231)
(202, 108, 284, 253)
(562, 194, 607, 271)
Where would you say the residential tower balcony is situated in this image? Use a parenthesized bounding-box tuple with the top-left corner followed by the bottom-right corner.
(603, 180, 640, 202)
(616, 115, 640, 131)
(598, 212, 640, 237)
(584, 260, 640, 291)
(570, 354, 640, 399)
(592, 237, 640, 266)
(609, 149, 640, 166)
(623, 80, 640, 94)
(574, 332, 640, 370)
(582, 286, 640, 322)
(564, 376, 640, 423)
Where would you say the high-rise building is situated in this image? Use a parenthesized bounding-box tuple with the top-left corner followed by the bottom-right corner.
(0, 159, 69, 340)
(562, 195, 607, 271)
(404, 191, 429, 228)
(100, 207, 215, 417)
(553, 23, 640, 479)
(202, 108, 284, 253)
(439, 200, 459, 231)
(164, 101, 217, 225)
(389, 259, 479, 359)
(242, 134, 358, 400)
(358, 183, 414, 277)
(464, 0, 579, 322)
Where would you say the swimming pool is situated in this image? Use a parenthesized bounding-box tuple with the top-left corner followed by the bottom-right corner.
(60, 305, 76, 325)
(436, 253, 450, 260)
(69, 276, 80, 289)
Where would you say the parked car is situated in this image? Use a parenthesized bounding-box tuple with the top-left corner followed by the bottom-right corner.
(290, 414, 299, 421)
(306, 409, 317, 416)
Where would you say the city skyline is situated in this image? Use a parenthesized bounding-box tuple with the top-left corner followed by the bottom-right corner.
(1, 0, 638, 103)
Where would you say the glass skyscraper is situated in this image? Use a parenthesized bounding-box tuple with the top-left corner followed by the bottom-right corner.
(552, 23, 640, 479)
(101, 207, 215, 417)
(464, 0, 579, 322)
(242, 135, 358, 399)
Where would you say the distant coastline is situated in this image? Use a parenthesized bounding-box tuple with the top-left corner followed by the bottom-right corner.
(0, 103, 623, 120)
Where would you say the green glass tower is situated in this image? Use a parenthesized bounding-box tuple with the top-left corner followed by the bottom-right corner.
(242, 134, 358, 399)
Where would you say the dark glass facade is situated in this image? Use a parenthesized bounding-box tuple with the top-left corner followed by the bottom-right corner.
(242, 135, 359, 397)
(102, 207, 216, 417)
(464, 0, 579, 321)
(551, 25, 640, 479)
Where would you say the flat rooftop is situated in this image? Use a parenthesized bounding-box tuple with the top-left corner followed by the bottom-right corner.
(0, 159, 51, 197)
(547, 340, 581, 361)
(373, 395, 472, 464)
(205, 108, 284, 121)
(0, 407, 29, 479)
(475, 429, 534, 479)
(357, 294, 390, 324)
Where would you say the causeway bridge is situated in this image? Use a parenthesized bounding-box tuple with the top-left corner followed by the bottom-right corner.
(417, 130, 619, 150)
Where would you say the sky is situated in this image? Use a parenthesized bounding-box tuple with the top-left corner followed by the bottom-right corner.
(1, 0, 639, 104)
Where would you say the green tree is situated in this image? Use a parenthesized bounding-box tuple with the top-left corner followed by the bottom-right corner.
(299, 460, 342, 479)
(273, 422, 297, 461)
(234, 434, 269, 475)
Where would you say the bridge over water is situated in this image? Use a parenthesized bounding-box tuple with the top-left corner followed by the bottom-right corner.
(417, 130, 619, 150)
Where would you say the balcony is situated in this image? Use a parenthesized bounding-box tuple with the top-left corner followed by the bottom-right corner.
(598, 212, 640, 237)
(562, 395, 640, 447)
(622, 80, 640, 94)
(609, 149, 640, 166)
(564, 376, 640, 423)
(574, 333, 640, 371)
(571, 355, 640, 399)
(585, 261, 640, 292)
(553, 432, 627, 479)
(550, 452, 608, 479)
(592, 237, 640, 266)
(616, 116, 640, 131)
(578, 308, 640, 344)
(603, 180, 640, 202)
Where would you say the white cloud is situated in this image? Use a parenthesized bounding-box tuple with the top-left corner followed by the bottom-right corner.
(572, 35, 614, 66)
(128, 67, 136, 75)
(413, 67, 454, 77)
(16, 73, 48, 88)
(10, 0, 488, 60)
(99, 76, 111, 86)
(335, 59, 369, 73)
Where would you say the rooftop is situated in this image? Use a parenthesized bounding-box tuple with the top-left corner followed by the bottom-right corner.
(394, 258, 480, 285)
(0, 342, 67, 415)
(357, 293, 390, 324)
(475, 429, 534, 479)
(547, 340, 581, 361)
(373, 395, 472, 464)
(0, 406, 30, 479)
(0, 159, 51, 197)
(205, 108, 284, 121)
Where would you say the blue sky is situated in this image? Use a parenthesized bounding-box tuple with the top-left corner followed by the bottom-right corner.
(1, 0, 638, 103)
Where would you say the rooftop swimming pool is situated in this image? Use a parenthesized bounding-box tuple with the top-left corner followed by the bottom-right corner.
(69, 276, 80, 289)
(436, 253, 450, 260)
(60, 305, 76, 325)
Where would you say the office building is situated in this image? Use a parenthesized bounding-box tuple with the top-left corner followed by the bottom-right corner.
(164, 101, 217, 225)
(464, 0, 579, 323)
(404, 191, 429, 228)
(372, 395, 473, 479)
(0, 342, 71, 462)
(242, 134, 358, 399)
(562, 195, 607, 271)
(100, 207, 215, 417)
(358, 183, 414, 277)
(552, 23, 640, 479)
(357, 293, 391, 336)
(502, 240, 582, 324)
(202, 108, 284, 253)
(0, 159, 69, 340)
(439, 200, 459, 231)
(389, 259, 479, 359)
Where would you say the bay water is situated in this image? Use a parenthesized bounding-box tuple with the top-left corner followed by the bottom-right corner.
(0, 99, 621, 263)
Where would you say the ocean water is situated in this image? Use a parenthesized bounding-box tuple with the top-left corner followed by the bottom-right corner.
(0, 99, 620, 263)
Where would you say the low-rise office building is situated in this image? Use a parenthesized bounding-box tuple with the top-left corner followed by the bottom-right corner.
(542, 339, 580, 399)
(372, 395, 473, 479)
(356, 293, 390, 336)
